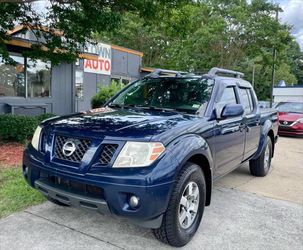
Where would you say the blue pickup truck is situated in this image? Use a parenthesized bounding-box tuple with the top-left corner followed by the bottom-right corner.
(23, 67, 278, 247)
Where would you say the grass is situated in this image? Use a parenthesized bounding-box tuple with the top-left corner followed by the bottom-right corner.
(0, 166, 45, 218)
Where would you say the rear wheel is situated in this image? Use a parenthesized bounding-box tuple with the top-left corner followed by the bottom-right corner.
(249, 137, 272, 177)
(152, 163, 206, 247)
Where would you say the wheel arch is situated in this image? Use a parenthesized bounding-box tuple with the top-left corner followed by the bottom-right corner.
(252, 119, 275, 160)
(267, 129, 275, 157)
(164, 134, 214, 207)
(187, 154, 212, 206)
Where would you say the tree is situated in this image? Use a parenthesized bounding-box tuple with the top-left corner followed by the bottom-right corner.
(283, 40, 303, 84)
(0, 0, 187, 65)
(98, 0, 300, 99)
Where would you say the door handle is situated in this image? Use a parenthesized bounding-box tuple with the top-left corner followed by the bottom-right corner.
(221, 125, 240, 134)
(239, 123, 246, 132)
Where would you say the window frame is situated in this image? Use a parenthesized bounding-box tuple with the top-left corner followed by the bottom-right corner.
(0, 53, 52, 99)
(219, 86, 239, 105)
(239, 87, 255, 115)
(26, 58, 52, 99)
(0, 52, 26, 98)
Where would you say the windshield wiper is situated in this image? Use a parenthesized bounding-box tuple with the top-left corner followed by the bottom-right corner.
(108, 104, 189, 114)
(134, 105, 185, 113)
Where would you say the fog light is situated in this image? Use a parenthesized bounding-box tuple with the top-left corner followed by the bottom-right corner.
(129, 195, 140, 208)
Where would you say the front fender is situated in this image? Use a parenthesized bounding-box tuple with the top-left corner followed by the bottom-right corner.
(166, 134, 214, 178)
(146, 134, 214, 210)
(252, 119, 273, 160)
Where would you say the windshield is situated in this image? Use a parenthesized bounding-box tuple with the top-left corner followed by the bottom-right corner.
(276, 102, 303, 113)
(108, 77, 213, 114)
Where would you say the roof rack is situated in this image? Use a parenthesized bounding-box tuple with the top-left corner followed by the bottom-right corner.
(144, 69, 188, 78)
(208, 67, 244, 78)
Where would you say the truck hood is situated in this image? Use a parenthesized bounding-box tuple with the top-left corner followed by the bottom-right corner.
(43, 107, 200, 142)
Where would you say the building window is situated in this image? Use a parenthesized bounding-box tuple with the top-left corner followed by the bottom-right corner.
(0, 54, 25, 97)
(111, 76, 131, 85)
(27, 59, 51, 97)
(0, 53, 51, 98)
(75, 70, 84, 99)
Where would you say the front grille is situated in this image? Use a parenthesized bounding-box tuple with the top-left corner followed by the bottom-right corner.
(54, 135, 91, 163)
(47, 175, 104, 198)
(99, 144, 118, 165)
(279, 120, 291, 126)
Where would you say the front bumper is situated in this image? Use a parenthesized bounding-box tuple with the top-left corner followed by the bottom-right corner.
(278, 126, 303, 137)
(23, 148, 173, 229)
(35, 179, 110, 213)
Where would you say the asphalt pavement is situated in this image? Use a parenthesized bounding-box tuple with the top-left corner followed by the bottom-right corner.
(0, 137, 302, 250)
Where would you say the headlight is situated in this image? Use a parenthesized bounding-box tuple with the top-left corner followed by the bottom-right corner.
(31, 126, 42, 151)
(113, 142, 165, 168)
(296, 118, 303, 123)
(292, 118, 303, 126)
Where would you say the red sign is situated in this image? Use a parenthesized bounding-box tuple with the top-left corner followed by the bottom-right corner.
(84, 43, 111, 75)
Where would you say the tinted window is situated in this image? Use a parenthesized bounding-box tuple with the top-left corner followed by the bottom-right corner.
(110, 77, 213, 114)
(220, 87, 237, 105)
(240, 88, 253, 114)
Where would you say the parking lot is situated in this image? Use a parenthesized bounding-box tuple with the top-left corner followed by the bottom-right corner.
(0, 137, 302, 250)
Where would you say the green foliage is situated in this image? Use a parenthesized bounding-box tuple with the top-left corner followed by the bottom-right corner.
(98, 0, 302, 100)
(0, 167, 45, 218)
(283, 40, 303, 84)
(91, 81, 124, 108)
(0, 1, 187, 65)
(0, 113, 55, 143)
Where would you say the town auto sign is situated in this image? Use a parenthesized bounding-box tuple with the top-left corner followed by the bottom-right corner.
(84, 42, 111, 75)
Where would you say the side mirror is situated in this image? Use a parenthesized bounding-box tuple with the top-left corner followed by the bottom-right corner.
(220, 104, 244, 119)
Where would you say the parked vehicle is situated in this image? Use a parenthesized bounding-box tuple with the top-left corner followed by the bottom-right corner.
(23, 67, 279, 247)
(258, 101, 277, 109)
(276, 102, 303, 137)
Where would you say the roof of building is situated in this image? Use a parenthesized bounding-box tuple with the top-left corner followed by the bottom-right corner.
(274, 85, 303, 88)
(6, 25, 143, 59)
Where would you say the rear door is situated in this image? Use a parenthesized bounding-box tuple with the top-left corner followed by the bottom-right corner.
(213, 85, 246, 177)
(238, 87, 261, 159)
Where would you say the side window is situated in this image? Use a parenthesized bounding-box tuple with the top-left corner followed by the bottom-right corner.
(240, 88, 254, 114)
(220, 87, 237, 105)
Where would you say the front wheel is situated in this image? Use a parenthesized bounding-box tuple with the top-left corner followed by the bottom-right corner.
(249, 137, 273, 177)
(152, 163, 206, 247)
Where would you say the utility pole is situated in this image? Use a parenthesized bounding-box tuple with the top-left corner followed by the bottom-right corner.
(252, 64, 255, 87)
(270, 10, 279, 108)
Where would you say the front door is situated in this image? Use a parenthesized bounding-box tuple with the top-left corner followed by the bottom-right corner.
(213, 85, 245, 178)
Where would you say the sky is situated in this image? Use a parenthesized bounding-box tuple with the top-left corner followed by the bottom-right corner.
(271, 0, 303, 50)
(32, 0, 303, 50)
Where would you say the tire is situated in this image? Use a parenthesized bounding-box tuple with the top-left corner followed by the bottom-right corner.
(47, 197, 70, 206)
(152, 162, 206, 247)
(249, 136, 273, 177)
